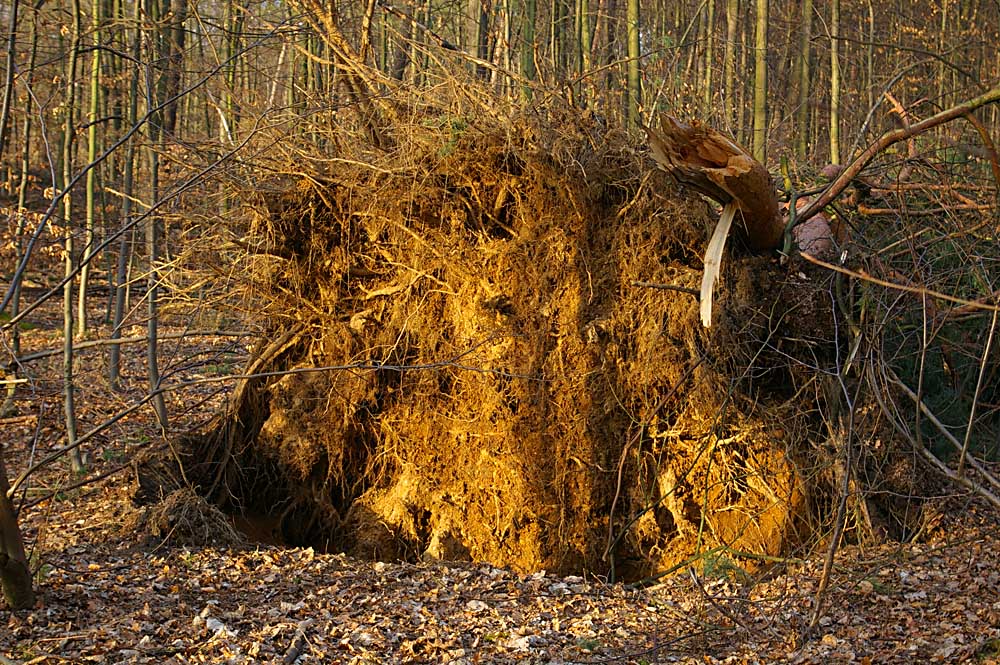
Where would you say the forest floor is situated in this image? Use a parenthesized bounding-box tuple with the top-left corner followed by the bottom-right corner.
(2, 295, 1000, 664)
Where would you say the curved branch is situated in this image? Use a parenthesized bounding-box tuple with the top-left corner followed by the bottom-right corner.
(796, 86, 1000, 224)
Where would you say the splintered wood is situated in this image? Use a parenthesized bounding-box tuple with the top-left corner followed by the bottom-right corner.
(646, 115, 784, 327)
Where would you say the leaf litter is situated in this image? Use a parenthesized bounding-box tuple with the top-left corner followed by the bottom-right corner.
(3, 449, 1000, 663)
(3, 102, 1000, 663)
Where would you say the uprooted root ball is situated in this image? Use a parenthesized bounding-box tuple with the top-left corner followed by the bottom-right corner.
(135, 100, 874, 578)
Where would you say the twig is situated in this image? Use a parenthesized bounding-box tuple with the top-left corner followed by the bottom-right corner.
(4, 329, 252, 368)
(857, 204, 993, 216)
(631, 281, 699, 298)
(870, 183, 996, 193)
(22, 459, 135, 510)
(800, 253, 1000, 313)
(871, 366, 1000, 510)
(958, 306, 999, 476)
(282, 619, 314, 665)
(805, 418, 852, 638)
(884, 366, 1000, 496)
(688, 566, 752, 633)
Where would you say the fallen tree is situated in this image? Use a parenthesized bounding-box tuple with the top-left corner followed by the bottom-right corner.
(129, 6, 1000, 582)
(134, 97, 829, 578)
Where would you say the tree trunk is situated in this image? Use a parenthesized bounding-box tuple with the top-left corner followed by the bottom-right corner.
(78, 0, 102, 335)
(468, 0, 491, 79)
(579, 0, 592, 75)
(723, 0, 738, 134)
(0, 0, 19, 169)
(145, 0, 169, 431)
(520, 0, 537, 100)
(63, 0, 84, 474)
(109, 0, 141, 391)
(795, 0, 812, 160)
(736, 0, 748, 145)
(162, 0, 187, 137)
(625, 0, 640, 127)
(0, 444, 34, 610)
(751, 0, 767, 162)
(865, 0, 874, 113)
(829, 0, 840, 164)
(10, 0, 41, 361)
(550, 0, 565, 77)
(702, 0, 715, 117)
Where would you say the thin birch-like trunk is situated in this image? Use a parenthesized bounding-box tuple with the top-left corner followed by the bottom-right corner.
(795, 0, 812, 160)
(145, 0, 169, 431)
(723, 0, 738, 135)
(751, 0, 767, 162)
(109, 0, 142, 391)
(829, 0, 841, 164)
(78, 0, 102, 335)
(625, 0, 640, 127)
(63, 0, 84, 473)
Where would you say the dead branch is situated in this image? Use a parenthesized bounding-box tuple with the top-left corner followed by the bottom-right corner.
(885, 366, 1000, 496)
(631, 281, 700, 298)
(799, 253, 1000, 314)
(282, 619, 314, 664)
(962, 111, 1000, 186)
(858, 203, 993, 216)
(3, 330, 250, 369)
(796, 85, 1000, 225)
(869, 183, 995, 193)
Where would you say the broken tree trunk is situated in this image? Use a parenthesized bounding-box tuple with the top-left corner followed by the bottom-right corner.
(0, 443, 34, 610)
(645, 115, 784, 326)
(645, 114, 784, 251)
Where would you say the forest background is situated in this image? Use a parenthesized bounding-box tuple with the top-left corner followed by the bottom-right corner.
(0, 0, 999, 661)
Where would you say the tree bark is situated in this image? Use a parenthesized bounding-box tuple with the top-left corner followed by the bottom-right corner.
(795, 0, 812, 160)
(520, 0, 537, 100)
(109, 0, 142, 390)
(10, 0, 42, 360)
(702, 0, 715, 116)
(145, 0, 169, 431)
(162, 0, 187, 137)
(78, 0, 102, 335)
(723, 0, 738, 134)
(471, 0, 491, 79)
(579, 0, 592, 76)
(0, 0, 19, 169)
(63, 0, 84, 473)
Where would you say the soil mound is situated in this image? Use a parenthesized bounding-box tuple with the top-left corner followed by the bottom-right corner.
(135, 98, 861, 579)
